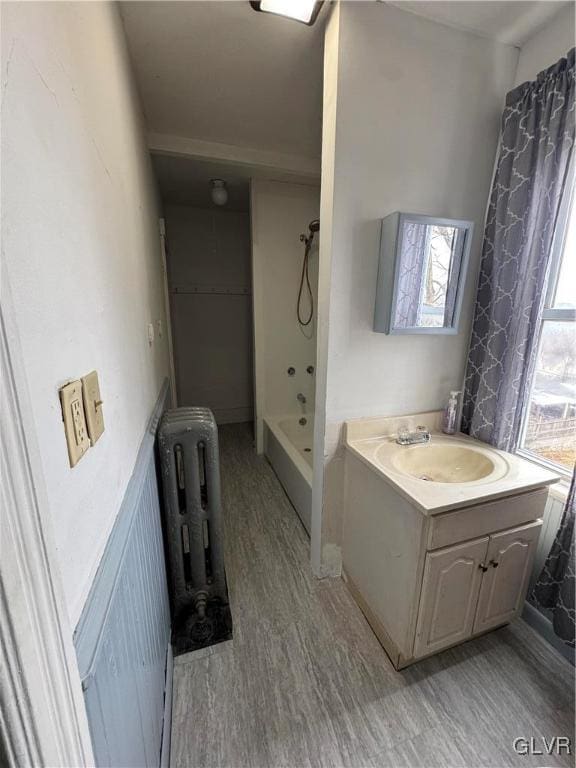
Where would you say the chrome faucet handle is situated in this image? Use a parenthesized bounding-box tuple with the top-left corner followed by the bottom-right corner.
(396, 425, 430, 445)
(419, 426, 432, 442)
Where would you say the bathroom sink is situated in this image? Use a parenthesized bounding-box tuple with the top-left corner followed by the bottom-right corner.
(343, 411, 560, 514)
(390, 444, 496, 483)
(374, 436, 508, 485)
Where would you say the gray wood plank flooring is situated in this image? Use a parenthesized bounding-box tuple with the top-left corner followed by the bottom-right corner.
(171, 423, 574, 768)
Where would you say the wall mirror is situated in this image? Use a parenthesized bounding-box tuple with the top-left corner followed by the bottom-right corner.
(374, 212, 474, 334)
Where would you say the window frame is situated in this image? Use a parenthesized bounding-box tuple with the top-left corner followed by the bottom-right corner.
(516, 174, 576, 479)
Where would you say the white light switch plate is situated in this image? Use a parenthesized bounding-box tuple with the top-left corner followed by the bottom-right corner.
(60, 380, 90, 467)
(81, 370, 105, 445)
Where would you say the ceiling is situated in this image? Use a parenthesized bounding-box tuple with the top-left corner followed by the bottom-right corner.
(386, 1, 569, 47)
(152, 154, 251, 211)
(120, 1, 326, 160)
(152, 150, 320, 211)
(123, 0, 569, 207)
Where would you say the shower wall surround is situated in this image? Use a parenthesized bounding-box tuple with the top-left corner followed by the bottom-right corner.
(251, 180, 320, 451)
(313, 1, 518, 575)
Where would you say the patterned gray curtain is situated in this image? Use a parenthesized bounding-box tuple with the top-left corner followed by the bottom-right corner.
(462, 49, 575, 450)
(531, 468, 575, 647)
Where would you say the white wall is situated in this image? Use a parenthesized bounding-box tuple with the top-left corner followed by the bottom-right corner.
(1, 2, 169, 626)
(311, 4, 341, 575)
(251, 180, 320, 450)
(313, 2, 518, 571)
(514, 3, 575, 85)
(165, 204, 253, 423)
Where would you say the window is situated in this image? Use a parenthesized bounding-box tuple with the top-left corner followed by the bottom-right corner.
(518, 180, 576, 474)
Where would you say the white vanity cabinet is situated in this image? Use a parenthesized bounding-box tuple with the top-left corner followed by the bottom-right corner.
(342, 439, 555, 669)
(413, 521, 542, 659)
(342, 412, 560, 669)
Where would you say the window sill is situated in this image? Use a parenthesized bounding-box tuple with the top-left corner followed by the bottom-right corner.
(515, 449, 570, 503)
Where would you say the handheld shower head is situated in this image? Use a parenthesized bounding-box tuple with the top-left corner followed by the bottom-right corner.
(297, 219, 320, 327)
(299, 218, 320, 246)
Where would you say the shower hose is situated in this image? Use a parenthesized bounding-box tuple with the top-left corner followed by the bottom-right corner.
(297, 238, 314, 326)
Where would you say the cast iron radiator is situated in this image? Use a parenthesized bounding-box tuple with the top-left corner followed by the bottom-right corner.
(158, 407, 232, 655)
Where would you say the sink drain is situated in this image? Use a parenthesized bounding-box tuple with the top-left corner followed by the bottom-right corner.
(419, 475, 432, 481)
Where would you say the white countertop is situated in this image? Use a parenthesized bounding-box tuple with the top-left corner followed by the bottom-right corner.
(344, 411, 561, 515)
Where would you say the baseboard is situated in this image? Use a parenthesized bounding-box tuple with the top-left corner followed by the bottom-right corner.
(160, 644, 174, 768)
(522, 601, 575, 666)
(212, 405, 253, 424)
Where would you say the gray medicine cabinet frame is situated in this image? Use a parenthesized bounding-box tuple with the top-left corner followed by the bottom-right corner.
(373, 212, 474, 335)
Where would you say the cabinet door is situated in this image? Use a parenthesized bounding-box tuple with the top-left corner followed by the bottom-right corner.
(473, 520, 542, 635)
(414, 537, 489, 659)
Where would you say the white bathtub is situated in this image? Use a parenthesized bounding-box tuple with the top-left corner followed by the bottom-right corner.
(264, 415, 313, 534)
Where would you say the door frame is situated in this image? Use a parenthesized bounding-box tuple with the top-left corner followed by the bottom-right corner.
(0, 267, 94, 766)
(159, 217, 178, 406)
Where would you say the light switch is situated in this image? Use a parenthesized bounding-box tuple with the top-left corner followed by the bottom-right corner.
(60, 380, 90, 467)
(81, 370, 105, 445)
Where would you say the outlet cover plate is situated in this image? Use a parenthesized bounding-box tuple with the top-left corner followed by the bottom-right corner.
(60, 380, 90, 467)
(81, 370, 104, 445)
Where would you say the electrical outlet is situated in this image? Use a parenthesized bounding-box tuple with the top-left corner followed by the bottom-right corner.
(156, 319, 163, 338)
(148, 322, 155, 345)
(81, 370, 105, 445)
(60, 380, 90, 467)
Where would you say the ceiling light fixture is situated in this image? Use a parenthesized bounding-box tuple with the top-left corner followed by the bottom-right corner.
(210, 179, 228, 206)
(249, 0, 324, 26)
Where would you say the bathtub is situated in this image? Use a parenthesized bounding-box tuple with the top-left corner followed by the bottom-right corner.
(264, 415, 313, 534)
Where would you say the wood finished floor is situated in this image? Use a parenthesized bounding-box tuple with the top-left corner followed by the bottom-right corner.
(171, 423, 574, 768)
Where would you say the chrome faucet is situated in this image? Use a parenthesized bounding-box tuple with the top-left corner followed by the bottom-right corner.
(396, 426, 431, 445)
(297, 393, 307, 404)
